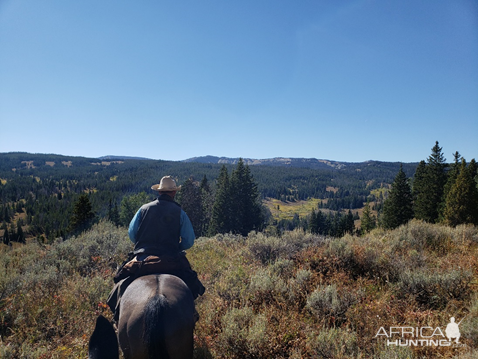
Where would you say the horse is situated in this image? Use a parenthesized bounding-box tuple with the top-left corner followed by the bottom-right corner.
(89, 274, 195, 359)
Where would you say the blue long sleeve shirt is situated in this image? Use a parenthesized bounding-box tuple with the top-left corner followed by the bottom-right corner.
(128, 208, 195, 251)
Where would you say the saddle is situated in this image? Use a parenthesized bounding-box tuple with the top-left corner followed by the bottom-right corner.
(107, 252, 205, 321)
(114, 253, 187, 283)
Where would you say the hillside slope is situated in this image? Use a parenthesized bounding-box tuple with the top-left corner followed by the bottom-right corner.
(1, 220, 477, 358)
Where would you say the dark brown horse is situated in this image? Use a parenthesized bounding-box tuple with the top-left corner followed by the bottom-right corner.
(89, 274, 195, 359)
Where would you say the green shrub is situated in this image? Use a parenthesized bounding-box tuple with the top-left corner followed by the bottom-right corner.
(1, 218, 476, 357)
(247, 229, 325, 264)
(217, 307, 269, 358)
(372, 345, 414, 359)
(397, 268, 473, 309)
(452, 224, 478, 244)
(306, 327, 358, 358)
(460, 294, 478, 347)
(270, 258, 294, 277)
(249, 267, 287, 304)
(389, 220, 454, 254)
(306, 284, 360, 326)
(216, 265, 250, 304)
(452, 348, 478, 358)
(293, 269, 312, 289)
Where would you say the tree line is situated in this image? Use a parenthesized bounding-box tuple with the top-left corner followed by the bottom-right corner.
(64, 159, 264, 241)
(295, 141, 478, 237)
(362, 141, 478, 232)
(2, 146, 475, 245)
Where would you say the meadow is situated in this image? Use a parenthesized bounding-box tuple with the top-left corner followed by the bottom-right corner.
(1, 220, 477, 358)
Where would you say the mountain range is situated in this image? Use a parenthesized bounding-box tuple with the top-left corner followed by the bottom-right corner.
(181, 156, 352, 170)
(99, 155, 412, 171)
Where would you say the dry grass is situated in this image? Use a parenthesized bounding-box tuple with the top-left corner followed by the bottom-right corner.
(264, 198, 323, 221)
(1, 220, 477, 358)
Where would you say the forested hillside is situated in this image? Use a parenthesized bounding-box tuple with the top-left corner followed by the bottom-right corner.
(0, 152, 417, 243)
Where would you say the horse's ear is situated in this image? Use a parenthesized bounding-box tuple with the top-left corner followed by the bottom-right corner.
(88, 315, 119, 359)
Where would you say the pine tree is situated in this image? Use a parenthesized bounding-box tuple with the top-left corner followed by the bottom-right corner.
(16, 221, 25, 243)
(209, 160, 264, 236)
(382, 164, 414, 229)
(316, 210, 327, 235)
(309, 209, 318, 234)
(360, 200, 376, 234)
(2, 221, 9, 245)
(344, 210, 355, 235)
(179, 177, 204, 237)
(230, 159, 264, 235)
(199, 175, 212, 236)
(439, 151, 462, 222)
(209, 165, 232, 235)
(107, 199, 120, 226)
(443, 159, 478, 226)
(413, 141, 448, 223)
(69, 194, 95, 233)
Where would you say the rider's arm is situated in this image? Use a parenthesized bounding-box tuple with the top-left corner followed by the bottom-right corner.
(179, 210, 195, 250)
(128, 209, 141, 243)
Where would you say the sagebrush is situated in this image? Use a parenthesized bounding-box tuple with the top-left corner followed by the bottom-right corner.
(1, 219, 477, 358)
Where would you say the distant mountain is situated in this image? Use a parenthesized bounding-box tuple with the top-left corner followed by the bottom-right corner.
(183, 156, 355, 170)
(99, 155, 153, 161)
(1, 152, 418, 173)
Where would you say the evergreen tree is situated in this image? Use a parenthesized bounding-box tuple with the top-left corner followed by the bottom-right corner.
(69, 194, 95, 233)
(209, 165, 232, 235)
(412, 160, 427, 218)
(179, 177, 205, 237)
(443, 159, 478, 226)
(16, 221, 25, 243)
(345, 210, 355, 235)
(200, 175, 210, 193)
(309, 209, 318, 234)
(413, 141, 448, 223)
(209, 160, 264, 236)
(439, 151, 462, 222)
(107, 199, 120, 226)
(360, 200, 376, 234)
(382, 164, 414, 229)
(316, 210, 327, 235)
(2, 221, 9, 245)
(199, 175, 213, 237)
(230, 159, 264, 235)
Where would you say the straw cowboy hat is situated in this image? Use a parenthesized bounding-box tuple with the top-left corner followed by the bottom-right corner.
(151, 176, 181, 192)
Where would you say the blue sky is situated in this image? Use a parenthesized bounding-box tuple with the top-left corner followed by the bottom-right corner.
(1, 0, 477, 163)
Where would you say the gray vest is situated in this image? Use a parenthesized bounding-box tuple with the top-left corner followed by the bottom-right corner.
(133, 194, 181, 255)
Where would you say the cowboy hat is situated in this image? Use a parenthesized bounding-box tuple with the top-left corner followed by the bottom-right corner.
(151, 176, 181, 192)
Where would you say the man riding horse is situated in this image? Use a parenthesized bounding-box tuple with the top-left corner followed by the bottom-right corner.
(107, 176, 205, 323)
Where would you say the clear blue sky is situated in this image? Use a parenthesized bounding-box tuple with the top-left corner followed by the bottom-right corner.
(1, 0, 477, 163)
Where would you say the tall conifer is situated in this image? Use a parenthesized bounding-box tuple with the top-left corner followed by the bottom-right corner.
(309, 209, 318, 234)
(69, 194, 95, 233)
(199, 175, 212, 236)
(209, 160, 263, 236)
(179, 177, 204, 237)
(382, 164, 414, 229)
(443, 159, 478, 226)
(413, 141, 447, 223)
(230, 159, 263, 235)
(360, 200, 376, 234)
(209, 165, 231, 235)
